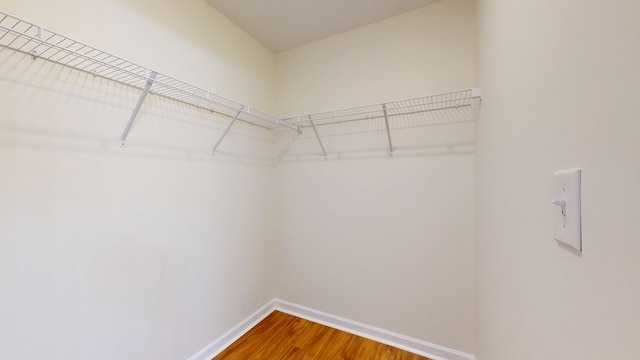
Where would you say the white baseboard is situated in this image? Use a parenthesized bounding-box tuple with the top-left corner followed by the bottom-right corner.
(187, 301, 276, 360)
(188, 298, 475, 360)
(272, 299, 475, 360)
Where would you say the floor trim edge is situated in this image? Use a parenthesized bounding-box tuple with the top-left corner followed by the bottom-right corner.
(187, 298, 475, 360)
(187, 300, 276, 360)
(272, 299, 475, 360)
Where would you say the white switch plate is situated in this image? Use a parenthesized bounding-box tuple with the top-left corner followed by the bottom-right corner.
(553, 168, 582, 251)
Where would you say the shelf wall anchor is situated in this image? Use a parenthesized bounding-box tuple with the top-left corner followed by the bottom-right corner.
(212, 105, 245, 155)
(119, 70, 158, 147)
(471, 86, 483, 99)
(382, 103, 394, 156)
(309, 116, 327, 159)
(29, 26, 43, 60)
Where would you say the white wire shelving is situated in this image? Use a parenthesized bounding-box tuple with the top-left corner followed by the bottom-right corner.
(279, 88, 482, 158)
(0, 10, 286, 153)
(0, 10, 482, 160)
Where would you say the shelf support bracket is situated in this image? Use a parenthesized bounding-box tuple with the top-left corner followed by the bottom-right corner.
(309, 116, 327, 159)
(382, 103, 393, 156)
(120, 70, 157, 147)
(212, 106, 245, 155)
(278, 127, 302, 160)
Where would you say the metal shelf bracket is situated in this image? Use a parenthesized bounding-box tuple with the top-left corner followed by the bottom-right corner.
(119, 70, 158, 147)
(212, 105, 245, 155)
(382, 103, 393, 156)
(278, 127, 302, 160)
(309, 116, 327, 159)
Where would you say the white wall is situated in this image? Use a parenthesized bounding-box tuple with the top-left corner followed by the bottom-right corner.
(275, 0, 476, 116)
(2, 0, 277, 112)
(0, 1, 277, 359)
(475, 0, 640, 359)
(274, 0, 477, 353)
(276, 157, 476, 353)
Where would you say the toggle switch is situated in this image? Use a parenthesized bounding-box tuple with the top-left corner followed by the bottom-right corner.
(553, 168, 582, 251)
(552, 199, 566, 216)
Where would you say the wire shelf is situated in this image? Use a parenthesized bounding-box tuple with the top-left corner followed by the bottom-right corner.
(0, 11, 282, 131)
(0, 10, 481, 159)
(281, 89, 477, 128)
(278, 88, 481, 158)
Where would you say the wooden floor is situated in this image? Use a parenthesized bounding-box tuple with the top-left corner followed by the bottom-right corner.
(212, 311, 431, 360)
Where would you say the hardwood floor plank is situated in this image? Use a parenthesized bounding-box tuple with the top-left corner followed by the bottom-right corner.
(212, 311, 431, 360)
(214, 311, 297, 359)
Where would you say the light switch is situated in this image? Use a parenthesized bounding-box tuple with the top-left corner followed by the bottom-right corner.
(553, 168, 582, 251)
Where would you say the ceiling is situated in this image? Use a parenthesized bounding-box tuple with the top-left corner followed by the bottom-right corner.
(205, 0, 441, 53)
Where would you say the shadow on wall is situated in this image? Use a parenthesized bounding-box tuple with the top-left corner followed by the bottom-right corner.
(277, 143, 475, 163)
(0, 48, 277, 166)
(1, 45, 479, 165)
(276, 99, 479, 162)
